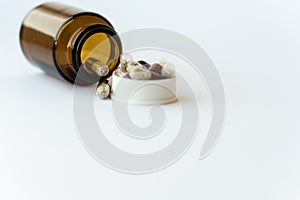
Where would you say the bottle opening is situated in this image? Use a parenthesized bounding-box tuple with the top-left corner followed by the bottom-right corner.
(80, 33, 111, 69)
(73, 24, 122, 84)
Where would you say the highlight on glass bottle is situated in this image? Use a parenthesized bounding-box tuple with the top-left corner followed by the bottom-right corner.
(20, 2, 122, 85)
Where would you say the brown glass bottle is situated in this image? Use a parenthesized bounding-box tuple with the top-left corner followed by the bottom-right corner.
(20, 2, 122, 85)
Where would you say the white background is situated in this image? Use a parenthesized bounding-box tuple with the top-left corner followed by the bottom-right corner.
(0, 0, 300, 199)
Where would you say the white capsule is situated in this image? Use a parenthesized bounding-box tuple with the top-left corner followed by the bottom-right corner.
(96, 82, 111, 99)
(128, 67, 152, 80)
(120, 53, 133, 68)
(161, 62, 176, 78)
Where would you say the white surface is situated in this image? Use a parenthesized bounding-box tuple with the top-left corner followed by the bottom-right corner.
(0, 0, 300, 199)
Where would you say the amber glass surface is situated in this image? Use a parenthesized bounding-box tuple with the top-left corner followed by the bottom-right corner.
(20, 2, 122, 85)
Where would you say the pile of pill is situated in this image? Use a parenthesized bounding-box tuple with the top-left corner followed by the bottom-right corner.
(96, 53, 176, 99)
(114, 53, 176, 80)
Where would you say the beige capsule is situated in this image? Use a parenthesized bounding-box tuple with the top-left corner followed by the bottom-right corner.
(127, 63, 152, 80)
(96, 80, 111, 99)
(126, 60, 143, 72)
(114, 67, 129, 78)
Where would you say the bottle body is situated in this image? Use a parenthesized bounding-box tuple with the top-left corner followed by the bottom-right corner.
(20, 2, 122, 85)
